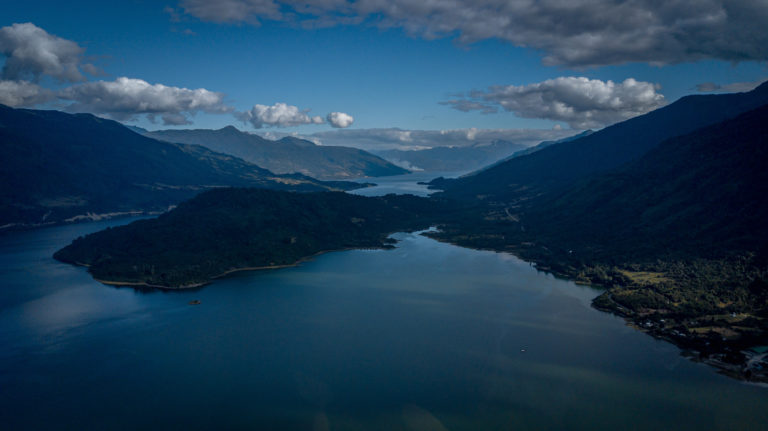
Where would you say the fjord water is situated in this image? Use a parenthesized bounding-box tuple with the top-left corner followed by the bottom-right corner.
(1, 176, 767, 430)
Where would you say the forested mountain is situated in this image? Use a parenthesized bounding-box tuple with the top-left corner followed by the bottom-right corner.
(522, 105, 768, 262)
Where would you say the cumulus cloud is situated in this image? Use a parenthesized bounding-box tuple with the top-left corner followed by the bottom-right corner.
(292, 127, 577, 151)
(237, 102, 324, 128)
(178, 0, 768, 67)
(58, 77, 231, 125)
(696, 79, 766, 93)
(0, 80, 55, 107)
(444, 77, 666, 129)
(326, 111, 354, 128)
(0, 22, 87, 82)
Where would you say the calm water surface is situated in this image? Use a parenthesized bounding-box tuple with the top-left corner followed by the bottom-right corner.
(350, 171, 461, 197)
(1, 174, 766, 430)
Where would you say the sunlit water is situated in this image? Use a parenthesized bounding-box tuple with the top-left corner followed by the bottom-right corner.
(1, 174, 766, 430)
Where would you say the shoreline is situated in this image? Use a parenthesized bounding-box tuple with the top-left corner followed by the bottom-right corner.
(423, 231, 768, 385)
(88, 245, 392, 290)
(65, 225, 768, 384)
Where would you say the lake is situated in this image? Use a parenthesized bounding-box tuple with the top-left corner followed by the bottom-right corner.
(1, 173, 766, 430)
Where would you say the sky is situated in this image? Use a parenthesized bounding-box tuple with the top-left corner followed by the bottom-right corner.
(1, 0, 767, 149)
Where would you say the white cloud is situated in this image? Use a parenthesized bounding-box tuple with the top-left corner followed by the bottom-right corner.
(326, 111, 354, 128)
(0, 22, 87, 82)
(0, 22, 359, 130)
(444, 77, 666, 129)
(696, 79, 766, 93)
(0, 80, 54, 107)
(58, 77, 231, 125)
(178, 0, 768, 67)
(237, 102, 324, 128)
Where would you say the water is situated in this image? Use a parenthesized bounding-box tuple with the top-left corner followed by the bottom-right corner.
(350, 171, 462, 197)
(1, 176, 766, 430)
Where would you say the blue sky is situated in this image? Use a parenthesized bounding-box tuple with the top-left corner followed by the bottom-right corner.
(1, 0, 767, 145)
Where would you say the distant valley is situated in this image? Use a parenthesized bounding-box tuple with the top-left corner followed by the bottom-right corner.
(374, 139, 527, 172)
(375, 131, 593, 173)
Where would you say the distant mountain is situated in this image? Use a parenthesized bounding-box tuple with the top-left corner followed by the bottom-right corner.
(0, 105, 361, 228)
(144, 126, 408, 180)
(507, 130, 594, 159)
(434, 81, 768, 201)
(374, 139, 527, 173)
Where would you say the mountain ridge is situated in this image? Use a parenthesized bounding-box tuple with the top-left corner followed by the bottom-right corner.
(144, 126, 408, 180)
(0, 105, 362, 228)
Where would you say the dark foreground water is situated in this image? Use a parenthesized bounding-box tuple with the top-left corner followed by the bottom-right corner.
(1, 176, 767, 430)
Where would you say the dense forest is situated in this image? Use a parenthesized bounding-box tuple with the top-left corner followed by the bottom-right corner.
(54, 188, 449, 288)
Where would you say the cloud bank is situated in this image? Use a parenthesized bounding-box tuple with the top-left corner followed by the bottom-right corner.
(265, 127, 577, 151)
(444, 77, 666, 129)
(179, 0, 768, 67)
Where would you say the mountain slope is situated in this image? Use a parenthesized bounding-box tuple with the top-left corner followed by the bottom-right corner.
(145, 126, 408, 180)
(435, 81, 768, 202)
(525, 104, 768, 262)
(0, 105, 360, 228)
(467, 130, 594, 176)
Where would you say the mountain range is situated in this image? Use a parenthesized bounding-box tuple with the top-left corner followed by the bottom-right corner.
(143, 126, 408, 180)
(0, 105, 361, 229)
(433, 81, 768, 202)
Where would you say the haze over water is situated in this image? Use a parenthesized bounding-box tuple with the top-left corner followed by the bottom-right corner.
(1, 175, 766, 430)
